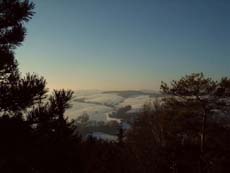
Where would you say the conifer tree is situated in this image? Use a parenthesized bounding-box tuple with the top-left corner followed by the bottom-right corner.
(161, 73, 230, 173)
(0, 0, 47, 116)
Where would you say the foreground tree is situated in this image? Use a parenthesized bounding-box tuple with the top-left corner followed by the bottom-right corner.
(0, 1, 80, 172)
(126, 101, 200, 173)
(27, 89, 77, 140)
(127, 75, 230, 173)
(161, 73, 230, 173)
(0, 1, 47, 172)
(0, 0, 47, 116)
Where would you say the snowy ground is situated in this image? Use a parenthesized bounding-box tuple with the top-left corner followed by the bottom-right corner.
(65, 90, 161, 122)
(86, 132, 117, 141)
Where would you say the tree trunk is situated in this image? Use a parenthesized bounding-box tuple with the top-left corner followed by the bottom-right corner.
(200, 109, 207, 173)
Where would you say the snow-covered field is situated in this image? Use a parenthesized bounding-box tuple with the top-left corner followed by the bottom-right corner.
(65, 90, 160, 122)
(119, 95, 152, 113)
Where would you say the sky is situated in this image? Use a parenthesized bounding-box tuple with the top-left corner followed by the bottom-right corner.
(16, 0, 230, 90)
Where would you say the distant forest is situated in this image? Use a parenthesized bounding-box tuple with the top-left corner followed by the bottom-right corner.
(0, 1, 230, 173)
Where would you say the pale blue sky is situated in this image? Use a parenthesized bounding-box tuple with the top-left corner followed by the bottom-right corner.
(16, 0, 230, 90)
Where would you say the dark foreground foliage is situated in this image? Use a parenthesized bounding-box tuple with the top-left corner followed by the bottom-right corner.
(0, 1, 230, 173)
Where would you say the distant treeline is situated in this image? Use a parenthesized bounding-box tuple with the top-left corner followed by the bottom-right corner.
(0, 1, 230, 173)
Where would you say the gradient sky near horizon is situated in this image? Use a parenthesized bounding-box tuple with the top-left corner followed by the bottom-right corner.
(16, 0, 230, 90)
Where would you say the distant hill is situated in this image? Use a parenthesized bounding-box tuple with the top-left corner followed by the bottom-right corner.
(103, 90, 162, 98)
(66, 90, 163, 140)
(66, 90, 163, 122)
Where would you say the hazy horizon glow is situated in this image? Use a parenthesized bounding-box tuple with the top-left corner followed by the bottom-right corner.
(16, 0, 230, 90)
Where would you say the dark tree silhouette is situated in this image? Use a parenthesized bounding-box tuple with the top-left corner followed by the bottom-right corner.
(126, 101, 184, 173)
(0, 1, 81, 172)
(161, 73, 230, 173)
(0, 0, 47, 116)
(27, 89, 77, 140)
(117, 125, 125, 144)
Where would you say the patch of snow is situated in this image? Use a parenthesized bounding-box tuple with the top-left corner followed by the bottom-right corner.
(66, 101, 113, 121)
(87, 132, 117, 141)
(106, 112, 121, 123)
(119, 95, 152, 111)
(121, 122, 131, 130)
